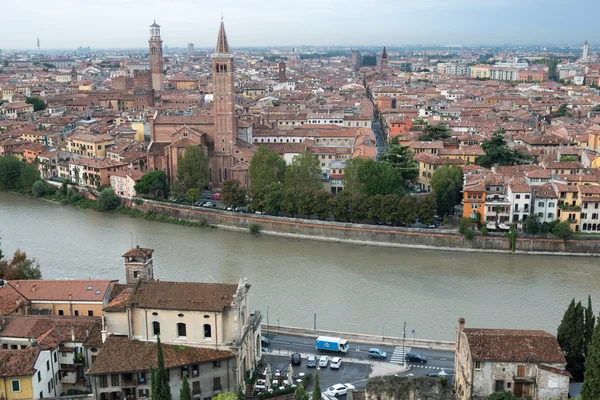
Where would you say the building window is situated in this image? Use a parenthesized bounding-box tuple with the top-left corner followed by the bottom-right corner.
(193, 381, 201, 395)
(153, 321, 161, 336)
(177, 323, 187, 337)
(495, 380, 504, 392)
(517, 365, 525, 377)
(474, 361, 481, 370)
(213, 377, 222, 391)
(99, 375, 108, 388)
(111, 374, 119, 387)
(38, 371, 41, 382)
(74, 310, 79, 316)
(58, 310, 64, 316)
(213, 360, 221, 368)
(204, 324, 212, 339)
(88, 310, 94, 316)
(47, 360, 50, 371)
(54, 352, 57, 362)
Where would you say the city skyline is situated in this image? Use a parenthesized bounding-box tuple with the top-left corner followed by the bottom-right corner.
(0, 0, 597, 49)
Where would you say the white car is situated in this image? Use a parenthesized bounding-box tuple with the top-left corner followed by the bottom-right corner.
(325, 383, 355, 397)
(330, 357, 342, 369)
(318, 355, 329, 367)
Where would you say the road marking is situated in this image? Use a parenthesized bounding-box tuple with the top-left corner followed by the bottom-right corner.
(390, 346, 411, 364)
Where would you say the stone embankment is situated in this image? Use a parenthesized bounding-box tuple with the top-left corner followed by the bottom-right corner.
(122, 198, 600, 256)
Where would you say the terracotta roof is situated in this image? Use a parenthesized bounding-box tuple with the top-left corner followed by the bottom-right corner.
(8, 279, 116, 302)
(104, 284, 134, 313)
(0, 284, 30, 315)
(122, 247, 154, 258)
(0, 315, 99, 344)
(463, 328, 565, 363)
(87, 335, 233, 375)
(128, 280, 238, 312)
(0, 349, 38, 377)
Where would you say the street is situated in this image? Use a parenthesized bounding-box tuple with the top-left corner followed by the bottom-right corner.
(372, 117, 387, 157)
(263, 332, 455, 383)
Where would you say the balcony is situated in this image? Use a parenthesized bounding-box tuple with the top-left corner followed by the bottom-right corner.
(192, 388, 201, 396)
(121, 380, 136, 388)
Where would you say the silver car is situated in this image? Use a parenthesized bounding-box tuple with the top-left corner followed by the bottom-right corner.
(319, 355, 329, 367)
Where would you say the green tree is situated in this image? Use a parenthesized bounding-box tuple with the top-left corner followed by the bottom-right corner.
(135, 170, 169, 198)
(581, 314, 600, 400)
(551, 104, 570, 118)
(417, 194, 437, 224)
(169, 180, 183, 200)
(313, 372, 321, 398)
(97, 189, 120, 211)
(349, 192, 368, 222)
(399, 195, 418, 225)
(476, 130, 529, 168)
(154, 335, 171, 400)
(0, 156, 24, 190)
(180, 375, 191, 400)
(20, 163, 40, 190)
(585, 296, 596, 358)
(0, 250, 42, 280)
(212, 394, 237, 400)
(176, 146, 209, 193)
(368, 194, 385, 222)
(430, 166, 463, 217)
(296, 189, 315, 217)
(150, 367, 158, 400)
(282, 188, 298, 217)
(60, 179, 68, 196)
(25, 96, 46, 111)
(524, 214, 541, 235)
(236, 384, 246, 400)
(285, 151, 322, 193)
(31, 181, 46, 197)
(488, 391, 523, 400)
(345, 158, 408, 197)
(313, 191, 332, 220)
(222, 180, 247, 208)
(294, 384, 309, 400)
(419, 124, 451, 141)
(558, 299, 586, 381)
(328, 191, 350, 221)
(262, 182, 284, 214)
(553, 221, 572, 240)
(249, 146, 286, 207)
(185, 188, 200, 203)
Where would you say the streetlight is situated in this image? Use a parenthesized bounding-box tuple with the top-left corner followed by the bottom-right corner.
(266, 306, 269, 338)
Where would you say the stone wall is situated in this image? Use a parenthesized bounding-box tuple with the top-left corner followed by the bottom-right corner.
(366, 376, 455, 400)
(123, 199, 600, 255)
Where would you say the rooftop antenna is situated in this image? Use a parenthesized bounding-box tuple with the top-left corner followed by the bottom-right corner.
(135, 234, 139, 246)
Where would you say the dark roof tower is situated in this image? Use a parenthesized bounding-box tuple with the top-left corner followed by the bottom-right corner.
(215, 20, 230, 54)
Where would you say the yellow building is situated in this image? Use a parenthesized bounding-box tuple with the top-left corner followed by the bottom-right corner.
(439, 146, 485, 165)
(131, 121, 146, 142)
(555, 183, 581, 232)
(0, 349, 37, 400)
(66, 132, 115, 157)
(470, 65, 491, 79)
(78, 82, 94, 91)
(168, 77, 199, 90)
(414, 153, 464, 192)
(7, 279, 117, 317)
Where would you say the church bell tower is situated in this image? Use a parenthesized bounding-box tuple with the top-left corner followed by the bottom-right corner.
(149, 20, 164, 91)
(122, 245, 154, 284)
(211, 19, 237, 185)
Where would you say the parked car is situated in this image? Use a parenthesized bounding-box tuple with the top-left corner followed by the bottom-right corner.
(261, 336, 270, 347)
(291, 352, 301, 365)
(330, 357, 342, 369)
(319, 355, 329, 367)
(212, 193, 221, 200)
(200, 194, 212, 200)
(307, 355, 317, 368)
(426, 369, 448, 377)
(405, 352, 428, 363)
(325, 383, 355, 397)
(368, 348, 387, 359)
(434, 215, 443, 222)
(203, 202, 217, 207)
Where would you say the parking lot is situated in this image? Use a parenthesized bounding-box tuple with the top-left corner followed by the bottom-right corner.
(260, 353, 371, 396)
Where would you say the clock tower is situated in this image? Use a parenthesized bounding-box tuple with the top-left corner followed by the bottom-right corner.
(149, 20, 164, 91)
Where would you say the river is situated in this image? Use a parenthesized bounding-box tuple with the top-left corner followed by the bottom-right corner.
(1, 191, 599, 341)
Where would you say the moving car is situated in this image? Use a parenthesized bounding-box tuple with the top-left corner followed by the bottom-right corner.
(319, 355, 329, 367)
(306, 355, 317, 368)
(330, 357, 342, 369)
(405, 352, 428, 363)
(368, 348, 387, 359)
(212, 193, 221, 200)
(261, 336, 270, 347)
(291, 352, 301, 366)
(325, 383, 355, 397)
(315, 336, 349, 354)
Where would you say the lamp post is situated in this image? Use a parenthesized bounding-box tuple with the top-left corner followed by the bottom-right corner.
(402, 321, 407, 368)
(266, 306, 269, 339)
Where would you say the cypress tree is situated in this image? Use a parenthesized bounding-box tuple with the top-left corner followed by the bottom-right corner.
(180, 374, 191, 400)
(155, 334, 172, 400)
(581, 315, 600, 400)
(150, 366, 158, 400)
(313, 371, 321, 399)
(558, 299, 586, 381)
(585, 296, 596, 358)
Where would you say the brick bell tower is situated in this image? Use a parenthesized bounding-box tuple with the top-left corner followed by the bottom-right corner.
(149, 20, 164, 91)
(122, 245, 154, 284)
(211, 18, 237, 186)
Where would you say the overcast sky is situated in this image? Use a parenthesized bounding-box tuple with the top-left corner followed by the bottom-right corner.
(1, 0, 597, 49)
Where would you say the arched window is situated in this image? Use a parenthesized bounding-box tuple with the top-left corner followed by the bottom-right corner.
(224, 168, 228, 181)
(204, 324, 212, 339)
(152, 321, 160, 336)
(177, 323, 187, 337)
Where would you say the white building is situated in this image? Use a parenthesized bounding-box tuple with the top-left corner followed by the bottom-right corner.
(507, 183, 532, 227)
(533, 184, 558, 224)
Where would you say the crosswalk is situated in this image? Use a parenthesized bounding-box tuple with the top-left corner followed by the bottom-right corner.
(390, 346, 411, 364)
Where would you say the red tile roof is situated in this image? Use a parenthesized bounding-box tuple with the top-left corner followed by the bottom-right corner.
(87, 335, 233, 375)
(8, 279, 116, 302)
(0, 349, 38, 377)
(464, 328, 565, 363)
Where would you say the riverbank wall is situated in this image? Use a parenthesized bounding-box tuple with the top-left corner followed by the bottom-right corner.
(122, 198, 600, 255)
(262, 324, 455, 351)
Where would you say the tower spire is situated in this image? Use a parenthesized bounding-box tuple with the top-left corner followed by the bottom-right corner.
(382, 46, 387, 59)
(215, 20, 230, 54)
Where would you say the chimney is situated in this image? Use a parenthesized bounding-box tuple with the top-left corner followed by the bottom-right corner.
(16, 281, 20, 288)
(68, 292, 72, 300)
(101, 330, 107, 343)
(71, 326, 75, 342)
(32, 283, 37, 292)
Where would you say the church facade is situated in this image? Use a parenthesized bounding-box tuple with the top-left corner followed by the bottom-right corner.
(147, 20, 255, 188)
